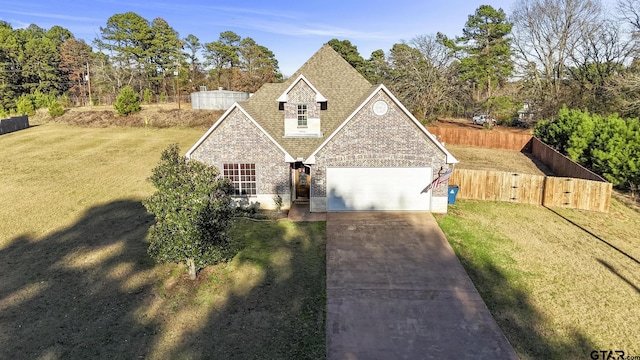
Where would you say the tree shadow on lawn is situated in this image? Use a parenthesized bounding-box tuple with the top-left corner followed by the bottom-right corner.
(456, 252, 595, 359)
(157, 220, 326, 360)
(0, 200, 160, 359)
(545, 206, 640, 266)
(0, 202, 326, 359)
(596, 258, 640, 294)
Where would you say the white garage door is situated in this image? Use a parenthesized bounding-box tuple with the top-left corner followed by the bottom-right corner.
(326, 167, 432, 211)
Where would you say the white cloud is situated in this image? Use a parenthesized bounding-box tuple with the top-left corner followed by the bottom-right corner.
(0, 10, 100, 22)
(201, 5, 300, 20)
(212, 16, 398, 41)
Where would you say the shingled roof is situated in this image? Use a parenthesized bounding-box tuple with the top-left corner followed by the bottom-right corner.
(239, 44, 375, 159)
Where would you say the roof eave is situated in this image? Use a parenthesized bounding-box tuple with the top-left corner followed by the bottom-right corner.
(307, 84, 459, 164)
(276, 74, 328, 103)
(185, 103, 295, 163)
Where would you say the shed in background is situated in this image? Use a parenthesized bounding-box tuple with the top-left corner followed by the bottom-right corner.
(190, 87, 251, 110)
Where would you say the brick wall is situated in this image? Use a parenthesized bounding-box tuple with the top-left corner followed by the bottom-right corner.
(284, 80, 320, 119)
(190, 108, 290, 204)
(288, 80, 316, 103)
(311, 91, 448, 199)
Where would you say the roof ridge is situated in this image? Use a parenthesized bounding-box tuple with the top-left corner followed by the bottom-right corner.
(234, 43, 375, 159)
(291, 43, 372, 86)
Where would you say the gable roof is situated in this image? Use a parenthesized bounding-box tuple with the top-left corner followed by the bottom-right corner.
(239, 44, 374, 159)
(189, 44, 455, 164)
(185, 103, 295, 163)
(276, 74, 327, 102)
(306, 84, 459, 165)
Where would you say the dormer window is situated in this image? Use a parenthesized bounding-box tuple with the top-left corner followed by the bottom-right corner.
(297, 105, 308, 127)
(279, 75, 325, 138)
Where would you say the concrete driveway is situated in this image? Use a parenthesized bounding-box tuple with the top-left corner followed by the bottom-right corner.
(326, 212, 517, 360)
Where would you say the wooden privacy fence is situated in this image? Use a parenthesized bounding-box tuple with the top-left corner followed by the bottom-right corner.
(449, 169, 612, 212)
(543, 176, 612, 211)
(449, 169, 544, 205)
(0, 116, 29, 135)
(427, 126, 533, 151)
(530, 137, 607, 181)
(429, 127, 607, 181)
(427, 127, 613, 212)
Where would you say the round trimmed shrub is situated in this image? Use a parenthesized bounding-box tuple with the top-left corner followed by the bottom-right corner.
(114, 86, 141, 116)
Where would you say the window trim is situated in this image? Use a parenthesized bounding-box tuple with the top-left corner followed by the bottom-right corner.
(297, 104, 308, 127)
(223, 163, 257, 196)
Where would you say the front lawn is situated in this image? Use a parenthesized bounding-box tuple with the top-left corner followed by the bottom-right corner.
(446, 144, 553, 175)
(437, 200, 640, 359)
(0, 124, 326, 359)
(142, 219, 326, 359)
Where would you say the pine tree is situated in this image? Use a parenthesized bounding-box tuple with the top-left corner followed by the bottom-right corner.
(113, 85, 141, 116)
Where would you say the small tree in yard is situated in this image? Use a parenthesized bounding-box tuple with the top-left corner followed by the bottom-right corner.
(15, 95, 36, 116)
(48, 99, 64, 117)
(143, 144, 234, 280)
(114, 85, 141, 116)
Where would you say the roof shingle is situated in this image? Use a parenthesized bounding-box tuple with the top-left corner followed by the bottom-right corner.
(239, 44, 374, 159)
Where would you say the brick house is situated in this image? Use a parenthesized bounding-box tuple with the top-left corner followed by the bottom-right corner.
(186, 44, 458, 212)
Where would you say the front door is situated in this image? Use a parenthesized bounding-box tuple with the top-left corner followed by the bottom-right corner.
(295, 166, 311, 199)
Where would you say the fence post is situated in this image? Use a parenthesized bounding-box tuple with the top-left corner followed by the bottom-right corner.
(541, 176, 549, 207)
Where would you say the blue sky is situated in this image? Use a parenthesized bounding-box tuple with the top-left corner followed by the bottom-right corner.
(0, 0, 618, 76)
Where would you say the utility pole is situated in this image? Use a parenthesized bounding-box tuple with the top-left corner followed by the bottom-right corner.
(174, 62, 180, 110)
(86, 63, 92, 107)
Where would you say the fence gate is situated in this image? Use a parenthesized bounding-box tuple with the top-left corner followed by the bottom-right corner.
(450, 169, 609, 212)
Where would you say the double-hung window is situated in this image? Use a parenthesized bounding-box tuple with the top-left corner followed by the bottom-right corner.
(223, 164, 256, 196)
(297, 104, 308, 127)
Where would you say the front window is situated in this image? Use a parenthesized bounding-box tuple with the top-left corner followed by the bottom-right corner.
(223, 163, 256, 196)
(297, 104, 308, 127)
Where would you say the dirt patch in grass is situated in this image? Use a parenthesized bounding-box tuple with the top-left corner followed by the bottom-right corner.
(0, 124, 326, 359)
(432, 117, 533, 134)
(31, 106, 224, 129)
(437, 200, 640, 359)
(446, 144, 554, 175)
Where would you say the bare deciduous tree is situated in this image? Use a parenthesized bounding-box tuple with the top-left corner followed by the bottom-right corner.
(410, 34, 471, 117)
(617, 0, 640, 31)
(386, 41, 468, 120)
(411, 34, 452, 71)
(511, 0, 603, 117)
(568, 18, 634, 112)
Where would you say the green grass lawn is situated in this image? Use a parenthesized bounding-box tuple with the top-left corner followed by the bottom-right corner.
(0, 124, 326, 359)
(436, 200, 640, 359)
(7, 122, 639, 359)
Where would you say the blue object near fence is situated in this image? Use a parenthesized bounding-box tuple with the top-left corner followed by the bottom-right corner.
(448, 186, 459, 204)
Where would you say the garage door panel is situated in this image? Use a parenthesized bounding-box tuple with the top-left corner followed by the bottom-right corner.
(326, 167, 432, 211)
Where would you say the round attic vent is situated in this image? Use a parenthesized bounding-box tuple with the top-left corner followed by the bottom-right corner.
(373, 100, 388, 116)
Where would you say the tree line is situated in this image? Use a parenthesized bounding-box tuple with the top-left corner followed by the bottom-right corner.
(324, 0, 640, 192)
(0, 11, 280, 116)
(328, 0, 640, 125)
(535, 107, 639, 193)
(3, 0, 640, 125)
